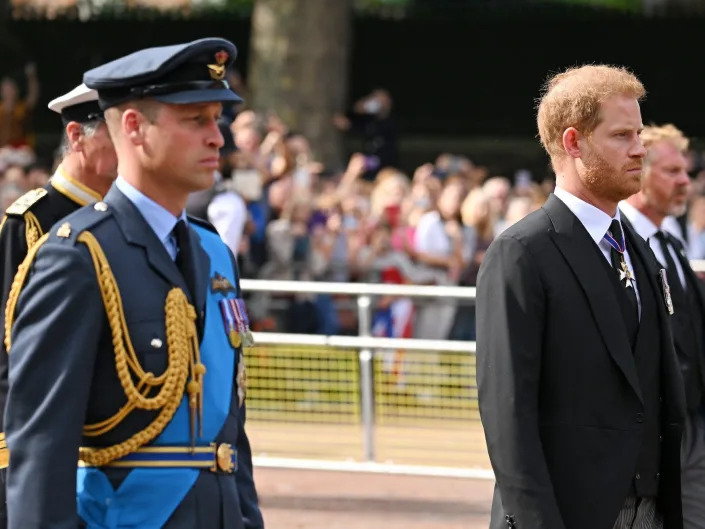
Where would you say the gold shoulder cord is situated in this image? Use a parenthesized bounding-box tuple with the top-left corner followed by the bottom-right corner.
(4, 233, 50, 352)
(4, 231, 206, 466)
(23, 211, 43, 248)
(0, 211, 42, 245)
(1, 212, 44, 348)
(3, 214, 45, 351)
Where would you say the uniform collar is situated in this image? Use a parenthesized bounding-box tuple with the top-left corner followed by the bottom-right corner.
(115, 176, 186, 247)
(50, 165, 103, 206)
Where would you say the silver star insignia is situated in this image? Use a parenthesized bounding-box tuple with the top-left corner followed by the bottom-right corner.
(619, 261, 634, 288)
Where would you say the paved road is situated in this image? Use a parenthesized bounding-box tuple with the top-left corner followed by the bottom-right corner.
(256, 466, 494, 529)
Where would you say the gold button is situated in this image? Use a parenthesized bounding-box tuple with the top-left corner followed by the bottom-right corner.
(94, 202, 108, 212)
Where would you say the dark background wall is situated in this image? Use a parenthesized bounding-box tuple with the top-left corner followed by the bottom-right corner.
(2, 6, 704, 178)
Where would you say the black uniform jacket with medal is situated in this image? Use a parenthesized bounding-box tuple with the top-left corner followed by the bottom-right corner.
(3, 186, 263, 529)
(0, 169, 101, 459)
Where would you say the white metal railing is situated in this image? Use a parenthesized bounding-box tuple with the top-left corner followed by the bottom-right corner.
(251, 331, 476, 466)
(243, 279, 476, 463)
(243, 266, 705, 469)
(240, 278, 476, 299)
(251, 331, 475, 353)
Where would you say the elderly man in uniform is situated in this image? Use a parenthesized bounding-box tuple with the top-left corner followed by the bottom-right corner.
(0, 82, 116, 528)
(4, 38, 263, 529)
(620, 124, 705, 529)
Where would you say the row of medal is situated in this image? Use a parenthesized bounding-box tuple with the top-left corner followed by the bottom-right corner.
(219, 298, 255, 348)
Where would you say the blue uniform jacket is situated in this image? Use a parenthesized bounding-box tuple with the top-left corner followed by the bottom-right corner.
(4, 186, 264, 529)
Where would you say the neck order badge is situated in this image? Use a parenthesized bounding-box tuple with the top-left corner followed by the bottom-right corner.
(604, 222, 635, 289)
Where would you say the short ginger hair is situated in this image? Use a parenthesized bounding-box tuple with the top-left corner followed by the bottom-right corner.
(537, 65, 645, 163)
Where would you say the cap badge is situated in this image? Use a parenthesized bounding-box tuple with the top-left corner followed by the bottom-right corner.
(207, 50, 229, 81)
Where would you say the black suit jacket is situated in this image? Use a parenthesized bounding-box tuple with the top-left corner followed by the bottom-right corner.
(4, 187, 263, 529)
(476, 194, 685, 529)
(621, 213, 705, 412)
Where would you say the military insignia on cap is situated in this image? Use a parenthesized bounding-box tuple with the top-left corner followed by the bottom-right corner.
(5, 188, 48, 216)
(210, 272, 236, 294)
(56, 222, 72, 238)
(207, 50, 228, 81)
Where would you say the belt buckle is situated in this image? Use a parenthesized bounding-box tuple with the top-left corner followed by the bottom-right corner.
(210, 442, 234, 473)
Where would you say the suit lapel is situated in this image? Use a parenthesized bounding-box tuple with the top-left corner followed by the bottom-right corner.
(623, 221, 687, 424)
(105, 187, 186, 290)
(622, 221, 665, 317)
(671, 236, 705, 314)
(543, 195, 643, 403)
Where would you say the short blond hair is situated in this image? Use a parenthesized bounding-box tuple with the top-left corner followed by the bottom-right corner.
(104, 99, 162, 141)
(537, 65, 645, 162)
(641, 124, 689, 162)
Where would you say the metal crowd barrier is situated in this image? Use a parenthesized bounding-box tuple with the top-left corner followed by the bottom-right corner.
(240, 279, 487, 477)
(241, 262, 705, 477)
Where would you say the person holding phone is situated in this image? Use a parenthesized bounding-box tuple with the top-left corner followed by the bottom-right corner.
(333, 88, 399, 180)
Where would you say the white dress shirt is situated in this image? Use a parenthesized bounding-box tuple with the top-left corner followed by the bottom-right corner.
(554, 187, 640, 310)
(620, 201, 686, 289)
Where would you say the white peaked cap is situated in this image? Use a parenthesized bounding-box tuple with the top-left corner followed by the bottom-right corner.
(48, 83, 99, 114)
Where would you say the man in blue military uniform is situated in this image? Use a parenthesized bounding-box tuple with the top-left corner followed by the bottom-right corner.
(0, 82, 116, 528)
(4, 38, 264, 529)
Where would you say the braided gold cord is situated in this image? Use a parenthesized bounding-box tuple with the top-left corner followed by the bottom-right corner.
(75, 232, 200, 465)
(23, 211, 42, 249)
(4, 228, 202, 466)
(0, 215, 6, 235)
(4, 233, 50, 352)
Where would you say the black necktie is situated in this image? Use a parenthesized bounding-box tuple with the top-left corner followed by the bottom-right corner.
(654, 231, 685, 299)
(174, 219, 197, 303)
(606, 220, 639, 315)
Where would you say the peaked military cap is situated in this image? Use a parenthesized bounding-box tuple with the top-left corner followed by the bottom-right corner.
(48, 83, 103, 125)
(83, 37, 243, 109)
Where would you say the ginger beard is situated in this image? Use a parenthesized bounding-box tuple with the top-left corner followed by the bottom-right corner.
(580, 137, 642, 204)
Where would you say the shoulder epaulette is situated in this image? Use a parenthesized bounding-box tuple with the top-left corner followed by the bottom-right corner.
(5, 188, 48, 216)
(187, 215, 218, 234)
(48, 200, 113, 245)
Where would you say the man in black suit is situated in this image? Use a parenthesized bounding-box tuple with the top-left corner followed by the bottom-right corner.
(620, 124, 705, 529)
(476, 65, 685, 529)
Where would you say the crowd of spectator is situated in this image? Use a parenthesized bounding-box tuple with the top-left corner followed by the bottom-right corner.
(5, 68, 705, 341)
